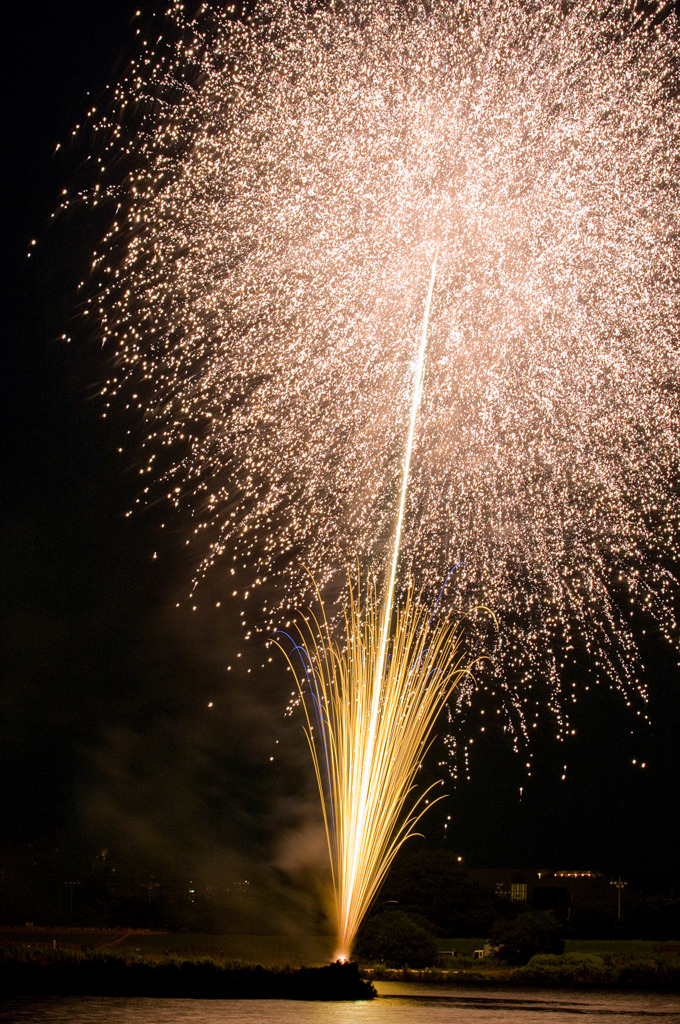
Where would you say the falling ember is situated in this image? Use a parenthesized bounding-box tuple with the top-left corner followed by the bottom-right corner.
(83, 1, 680, 769)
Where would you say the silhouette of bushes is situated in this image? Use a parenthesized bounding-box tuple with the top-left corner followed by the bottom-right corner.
(0, 946, 375, 999)
(513, 951, 680, 988)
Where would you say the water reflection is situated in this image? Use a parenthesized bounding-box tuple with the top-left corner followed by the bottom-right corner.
(1, 986, 680, 1024)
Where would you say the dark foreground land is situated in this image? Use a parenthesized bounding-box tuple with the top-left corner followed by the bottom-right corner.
(1, 932, 679, 996)
(0, 946, 376, 1000)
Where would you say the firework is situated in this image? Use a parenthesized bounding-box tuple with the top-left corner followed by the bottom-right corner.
(277, 575, 477, 959)
(81, 0, 680, 770)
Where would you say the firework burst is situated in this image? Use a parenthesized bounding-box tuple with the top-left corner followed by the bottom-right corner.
(79, 0, 680, 770)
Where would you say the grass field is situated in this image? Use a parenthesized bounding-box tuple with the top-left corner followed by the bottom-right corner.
(564, 939, 675, 956)
(0, 928, 333, 966)
(434, 937, 677, 958)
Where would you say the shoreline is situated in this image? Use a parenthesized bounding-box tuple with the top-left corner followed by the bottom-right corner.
(362, 954, 680, 991)
(1, 933, 678, 996)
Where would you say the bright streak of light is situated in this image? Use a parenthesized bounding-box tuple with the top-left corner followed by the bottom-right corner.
(342, 251, 438, 932)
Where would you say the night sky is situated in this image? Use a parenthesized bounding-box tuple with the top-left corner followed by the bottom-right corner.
(2, 0, 680, 932)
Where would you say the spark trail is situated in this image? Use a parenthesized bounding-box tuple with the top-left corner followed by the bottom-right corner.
(81, 0, 680, 771)
(342, 251, 437, 949)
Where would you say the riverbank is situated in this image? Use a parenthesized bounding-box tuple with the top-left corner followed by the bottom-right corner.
(0, 947, 376, 1000)
(364, 950, 680, 990)
(2, 931, 678, 995)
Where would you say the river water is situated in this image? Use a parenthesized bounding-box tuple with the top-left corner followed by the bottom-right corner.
(1, 983, 679, 1023)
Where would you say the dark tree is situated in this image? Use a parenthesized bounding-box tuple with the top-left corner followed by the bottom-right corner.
(352, 908, 437, 968)
(379, 849, 493, 935)
(490, 910, 564, 965)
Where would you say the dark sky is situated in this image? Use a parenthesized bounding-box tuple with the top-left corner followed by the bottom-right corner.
(2, 2, 148, 839)
(2, 0, 679, 922)
(1, 2, 321, 918)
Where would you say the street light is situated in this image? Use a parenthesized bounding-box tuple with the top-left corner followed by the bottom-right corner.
(64, 880, 80, 917)
(610, 876, 627, 920)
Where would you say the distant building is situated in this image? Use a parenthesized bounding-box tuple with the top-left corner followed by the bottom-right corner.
(465, 868, 629, 932)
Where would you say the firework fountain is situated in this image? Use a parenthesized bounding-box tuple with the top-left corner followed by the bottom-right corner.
(79, 0, 680, 953)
